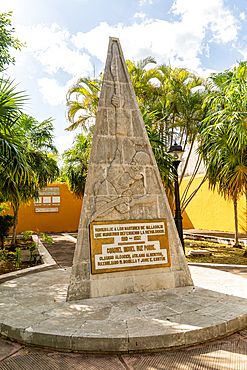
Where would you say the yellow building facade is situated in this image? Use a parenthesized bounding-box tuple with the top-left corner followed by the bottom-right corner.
(181, 174, 247, 233)
(8, 183, 83, 234)
(6, 177, 246, 234)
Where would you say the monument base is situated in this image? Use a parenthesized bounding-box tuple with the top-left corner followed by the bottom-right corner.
(67, 266, 193, 301)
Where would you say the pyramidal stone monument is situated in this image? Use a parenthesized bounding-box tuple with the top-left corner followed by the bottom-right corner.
(66, 37, 193, 301)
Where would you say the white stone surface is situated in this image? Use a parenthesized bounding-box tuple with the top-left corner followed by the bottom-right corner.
(1, 266, 247, 353)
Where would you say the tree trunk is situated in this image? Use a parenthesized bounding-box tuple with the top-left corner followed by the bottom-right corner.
(246, 189, 247, 233)
(179, 137, 195, 185)
(233, 197, 239, 247)
(11, 204, 19, 248)
(244, 190, 247, 256)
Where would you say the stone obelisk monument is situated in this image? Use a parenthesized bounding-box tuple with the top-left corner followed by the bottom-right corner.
(67, 37, 193, 301)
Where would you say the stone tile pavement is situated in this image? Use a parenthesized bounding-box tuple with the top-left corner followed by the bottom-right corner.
(1, 231, 247, 368)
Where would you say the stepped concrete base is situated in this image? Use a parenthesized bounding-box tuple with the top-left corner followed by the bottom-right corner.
(1, 266, 247, 353)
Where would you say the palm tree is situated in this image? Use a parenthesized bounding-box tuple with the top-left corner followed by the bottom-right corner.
(199, 124, 247, 247)
(66, 77, 102, 131)
(1, 114, 59, 246)
(61, 133, 92, 198)
(0, 78, 31, 205)
(126, 57, 158, 108)
(199, 62, 247, 248)
(146, 65, 207, 208)
(65, 60, 207, 206)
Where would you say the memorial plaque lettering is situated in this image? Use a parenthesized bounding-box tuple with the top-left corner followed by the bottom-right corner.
(90, 219, 170, 273)
(35, 207, 58, 213)
(39, 187, 60, 196)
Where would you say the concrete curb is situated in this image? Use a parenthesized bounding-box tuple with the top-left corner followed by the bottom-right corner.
(32, 235, 56, 266)
(188, 262, 247, 268)
(184, 231, 247, 247)
(62, 233, 77, 243)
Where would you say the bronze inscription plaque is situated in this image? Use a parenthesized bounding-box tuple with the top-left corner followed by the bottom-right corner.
(90, 219, 170, 274)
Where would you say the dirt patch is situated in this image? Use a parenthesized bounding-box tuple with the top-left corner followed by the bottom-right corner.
(0, 237, 41, 275)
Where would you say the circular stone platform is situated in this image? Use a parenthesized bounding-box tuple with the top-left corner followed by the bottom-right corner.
(1, 266, 247, 353)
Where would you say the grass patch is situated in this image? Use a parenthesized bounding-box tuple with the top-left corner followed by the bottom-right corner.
(185, 239, 247, 265)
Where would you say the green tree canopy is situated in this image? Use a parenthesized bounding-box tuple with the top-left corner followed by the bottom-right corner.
(65, 60, 207, 199)
(199, 61, 247, 248)
(0, 12, 25, 72)
(61, 132, 92, 198)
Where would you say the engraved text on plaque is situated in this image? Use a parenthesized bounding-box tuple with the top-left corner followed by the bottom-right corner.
(90, 219, 170, 274)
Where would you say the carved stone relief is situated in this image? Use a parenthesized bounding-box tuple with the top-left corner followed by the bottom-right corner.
(90, 41, 156, 222)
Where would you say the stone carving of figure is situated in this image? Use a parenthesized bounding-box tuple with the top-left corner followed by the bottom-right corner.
(92, 150, 156, 220)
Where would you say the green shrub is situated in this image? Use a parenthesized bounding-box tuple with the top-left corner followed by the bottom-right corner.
(14, 247, 21, 268)
(0, 215, 14, 249)
(0, 249, 8, 261)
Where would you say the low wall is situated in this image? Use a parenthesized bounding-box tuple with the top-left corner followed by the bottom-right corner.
(8, 183, 83, 234)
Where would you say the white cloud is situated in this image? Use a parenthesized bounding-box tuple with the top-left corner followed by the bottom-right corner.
(134, 12, 146, 20)
(71, 23, 114, 62)
(15, 23, 93, 77)
(16, 23, 69, 53)
(171, 0, 238, 44)
(36, 45, 92, 76)
(55, 131, 77, 154)
(38, 78, 67, 105)
(11, 0, 240, 110)
(238, 48, 247, 60)
(72, 20, 202, 70)
(240, 12, 245, 20)
(14, 23, 94, 106)
(37, 75, 81, 106)
(71, 1, 239, 72)
(139, 0, 153, 6)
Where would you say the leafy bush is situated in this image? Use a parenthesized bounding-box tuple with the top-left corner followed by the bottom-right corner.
(0, 215, 14, 249)
(14, 247, 21, 268)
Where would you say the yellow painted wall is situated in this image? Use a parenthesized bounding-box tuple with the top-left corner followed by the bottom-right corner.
(8, 183, 83, 234)
(180, 174, 247, 233)
(7, 177, 246, 234)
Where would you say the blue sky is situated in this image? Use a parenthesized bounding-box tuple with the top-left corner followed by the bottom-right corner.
(2, 0, 247, 153)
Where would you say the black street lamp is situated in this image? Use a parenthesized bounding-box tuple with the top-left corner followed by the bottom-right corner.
(168, 142, 185, 253)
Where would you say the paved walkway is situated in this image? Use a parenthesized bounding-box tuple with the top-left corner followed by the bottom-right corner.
(1, 231, 247, 369)
(42, 234, 76, 268)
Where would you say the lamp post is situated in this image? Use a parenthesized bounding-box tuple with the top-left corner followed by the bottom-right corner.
(168, 142, 185, 253)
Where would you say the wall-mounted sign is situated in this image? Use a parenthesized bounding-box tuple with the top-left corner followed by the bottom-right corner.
(33, 197, 42, 206)
(90, 219, 170, 274)
(52, 196, 60, 205)
(39, 187, 60, 196)
(35, 208, 58, 213)
(33, 187, 61, 209)
(43, 196, 51, 206)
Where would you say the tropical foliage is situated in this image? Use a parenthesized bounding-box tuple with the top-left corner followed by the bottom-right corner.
(0, 12, 25, 71)
(0, 81, 59, 245)
(198, 61, 247, 248)
(66, 77, 102, 131)
(0, 12, 60, 247)
(65, 59, 207, 204)
(3, 113, 59, 246)
(61, 132, 92, 198)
